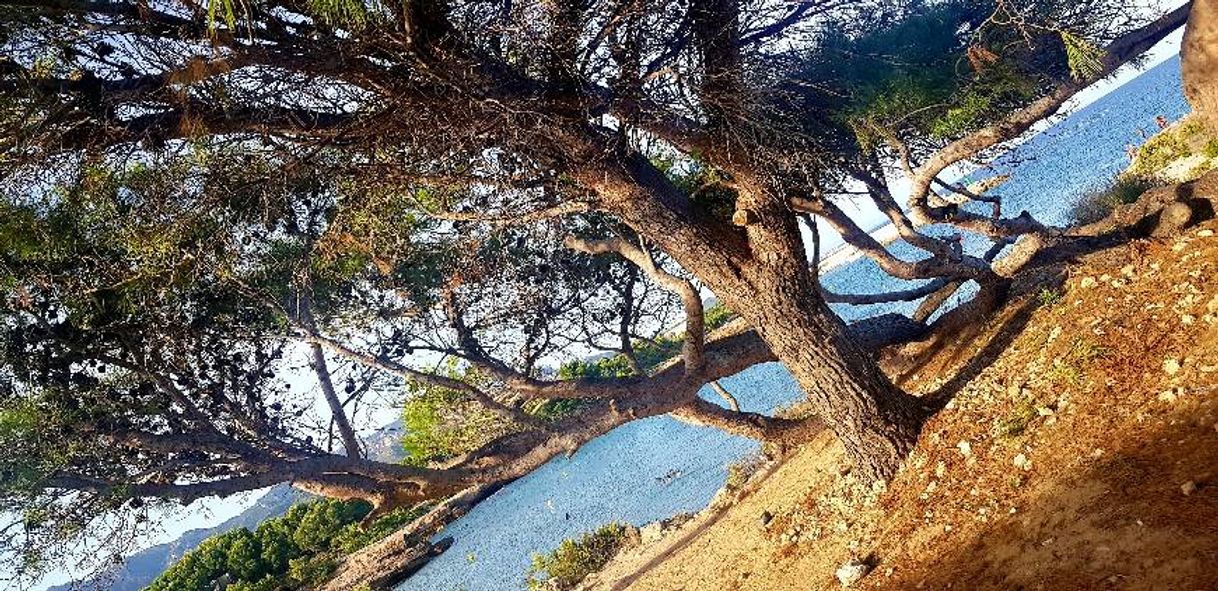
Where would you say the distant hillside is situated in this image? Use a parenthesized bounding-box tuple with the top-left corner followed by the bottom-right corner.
(48, 421, 404, 591)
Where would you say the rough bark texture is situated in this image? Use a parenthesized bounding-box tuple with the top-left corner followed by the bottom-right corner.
(569, 144, 926, 481)
(731, 282, 926, 483)
(1184, 0, 1218, 127)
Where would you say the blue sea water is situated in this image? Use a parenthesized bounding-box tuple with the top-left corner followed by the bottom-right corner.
(399, 56, 1191, 591)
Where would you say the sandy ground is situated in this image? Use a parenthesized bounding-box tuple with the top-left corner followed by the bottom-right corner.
(587, 221, 1218, 591)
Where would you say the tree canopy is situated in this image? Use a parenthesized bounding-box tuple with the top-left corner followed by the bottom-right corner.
(0, 0, 1193, 585)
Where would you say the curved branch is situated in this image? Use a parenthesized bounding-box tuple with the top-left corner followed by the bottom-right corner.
(564, 235, 706, 376)
(822, 278, 952, 306)
(300, 333, 542, 427)
(293, 289, 364, 460)
(670, 397, 822, 448)
(421, 201, 593, 226)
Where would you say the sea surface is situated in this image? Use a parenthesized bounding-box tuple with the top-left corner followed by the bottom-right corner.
(398, 55, 1191, 591)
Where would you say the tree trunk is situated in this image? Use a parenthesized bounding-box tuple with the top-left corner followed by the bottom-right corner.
(569, 137, 925, 482)
(731, 275, 926, 483)
(1184, 0, 1218, 127)
(719, 183, 928, 483)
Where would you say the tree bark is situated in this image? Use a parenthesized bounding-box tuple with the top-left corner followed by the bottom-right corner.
(1184, 0, 1218, 127)
(728, 273, 926, 483)
(572, 145, 925, 482)
(696, 182, 927, 483)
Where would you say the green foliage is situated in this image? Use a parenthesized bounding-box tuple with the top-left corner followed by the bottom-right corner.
(307, 0, 371, 29)
(1204, 139, 1218, 159)
(206, 0, 238, 35)
(655, 159, 738, 222)
(797, 0, 1102, 149)
(724, 451, 765, 491)
(1045, 337, 1108, 387)
(1036, 288, 1063, 308)
(148, 498, 427, 591)
(929, 65, 1037, 139)
(1061, 31, 1106, 80)
(401, 376, 516, 467)
(1132, 128, 1194, 177)
(703, 303, 736, 332)
(1069, 176, 1153, 225)
(524, 398, 587, 423)
(332, 503, 432, 554)
(526, 523, 634, 590)
(994, 396, 1038, 438)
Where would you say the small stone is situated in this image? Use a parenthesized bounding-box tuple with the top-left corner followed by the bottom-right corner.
(1164, 358, 1182, 376)
(758, 511, 773, 529)
(1159, 390, 1179, 403)
(1121, 264, 1137, 277)
(1037, 406, 1055, 417)
(1013, 454, 1031, 470)
(1079, 277, 1097, 289)
(1198, 229, 1215, 237)
(1155, 202, 1193, 237)
(957, 440, 972, 457)
(1182, 481, 1198, 496)
(835, 558, 872, 587)
(640, 521, 664, 545)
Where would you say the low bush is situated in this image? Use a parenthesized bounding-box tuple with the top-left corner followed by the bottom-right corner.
(526, 523, 635, 590)
(1069, 176, 1153, 225)
(725, 451, 766, 491)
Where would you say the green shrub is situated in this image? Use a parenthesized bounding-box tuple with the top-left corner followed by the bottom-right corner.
(1204, 139, 1218, 159)
(526, 523, 634, 590)
(725, 451, 765, 490)
(1131, 127, 1193, 177)
(401, 383, 514, 467)
(1069, 176, 1153, 225)
(703, 303, 736, 332)
(148, 498, 428, 591)
(994, 397, 1038, 438)
(1035, 288, 1062, 308)
(332, 503, 432, 554)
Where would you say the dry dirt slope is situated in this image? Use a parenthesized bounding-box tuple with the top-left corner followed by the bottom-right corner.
(591, 221, 1218, 591)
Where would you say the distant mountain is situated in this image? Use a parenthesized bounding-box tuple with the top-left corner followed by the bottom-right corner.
(48, 421, 404, 591)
